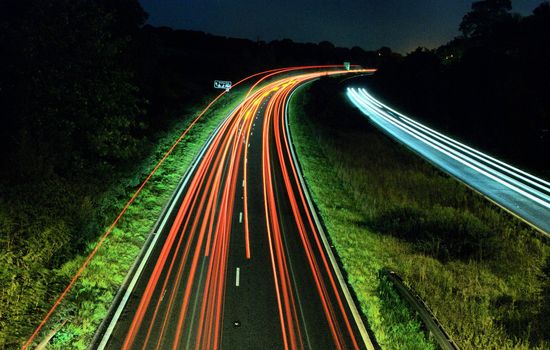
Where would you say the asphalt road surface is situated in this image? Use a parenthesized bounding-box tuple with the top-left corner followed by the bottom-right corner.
(96, 68, 375, 350)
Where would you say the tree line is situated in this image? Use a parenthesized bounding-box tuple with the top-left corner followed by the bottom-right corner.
(367, 0, 550, 176)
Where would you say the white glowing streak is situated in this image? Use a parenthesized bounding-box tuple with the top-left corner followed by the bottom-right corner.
(350, 88, 550, 206)
(351, 88, 550, 199)
(347, 88, 550, 209)
(355, 89, 550, 202)
(351, 88, 550, 203)
(357, 87, 550, 192)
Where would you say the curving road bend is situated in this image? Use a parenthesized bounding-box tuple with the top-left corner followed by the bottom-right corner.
(347, 87, 550, 235)
(97, 68, 376, 350)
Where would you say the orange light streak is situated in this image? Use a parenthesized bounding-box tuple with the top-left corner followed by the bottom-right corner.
(74, 65, 376, 350)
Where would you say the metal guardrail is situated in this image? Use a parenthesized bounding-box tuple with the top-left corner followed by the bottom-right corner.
(381, 269, 460, 350)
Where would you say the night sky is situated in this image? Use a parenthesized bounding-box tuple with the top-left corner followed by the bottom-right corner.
(138, 0, 545, 53)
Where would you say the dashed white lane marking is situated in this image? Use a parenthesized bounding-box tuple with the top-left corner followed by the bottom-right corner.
(235, 267, 240, 287)
(239, 212, 243, 223)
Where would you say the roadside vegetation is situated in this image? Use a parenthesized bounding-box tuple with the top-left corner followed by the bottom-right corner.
(289, 78, 550, 349)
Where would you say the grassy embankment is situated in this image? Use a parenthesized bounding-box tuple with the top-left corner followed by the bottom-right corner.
(288, 78, 550, 350)
(28, 87, 249, 349)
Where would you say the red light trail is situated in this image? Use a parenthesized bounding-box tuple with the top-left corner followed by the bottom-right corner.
(24, 65, 377, 350)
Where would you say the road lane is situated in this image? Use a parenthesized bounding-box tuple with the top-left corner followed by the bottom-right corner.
(347, 87, 550, 235)
(98, 67, 376, 350)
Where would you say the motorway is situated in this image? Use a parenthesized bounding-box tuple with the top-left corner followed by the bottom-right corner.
(347, 87, 550, 235)
(96, 68, 375, 349)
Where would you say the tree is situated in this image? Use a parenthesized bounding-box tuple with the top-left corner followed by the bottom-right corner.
(0, 1, 147, 347)
(534, 1, 550, 16)
(459, 0, 512, 38)
(0, 0, 147, 179)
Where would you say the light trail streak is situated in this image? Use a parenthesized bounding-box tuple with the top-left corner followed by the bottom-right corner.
(21, 66, 306, 350)
(358, 89, 550, 191)
(97, 66, 376, 350)
(258, 70, 373, 349)
(350, 88, 550, 204)
(347, 87, 550, 234)
(348, 88, 550, 207)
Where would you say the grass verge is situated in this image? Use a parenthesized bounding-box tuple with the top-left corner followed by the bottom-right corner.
(288, 78, 550, 350)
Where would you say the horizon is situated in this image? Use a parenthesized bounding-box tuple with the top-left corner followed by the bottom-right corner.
(139, 0, 546, 54)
